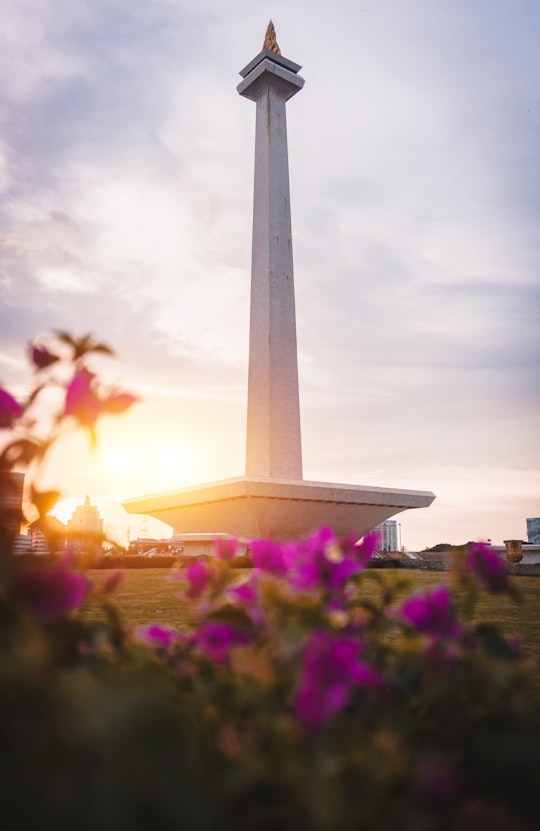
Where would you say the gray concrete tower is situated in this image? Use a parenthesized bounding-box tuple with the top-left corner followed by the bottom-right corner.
(238, 22, 304, 479)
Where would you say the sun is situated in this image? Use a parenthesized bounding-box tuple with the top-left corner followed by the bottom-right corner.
(92, 425, 198, 495)
(100, 447, 134, 476)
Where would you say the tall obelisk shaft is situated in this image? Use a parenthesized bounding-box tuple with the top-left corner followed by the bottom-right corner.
(238, 27, 305, 479)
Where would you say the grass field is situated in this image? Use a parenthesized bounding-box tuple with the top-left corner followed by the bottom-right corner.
(87, 567, 540, 668)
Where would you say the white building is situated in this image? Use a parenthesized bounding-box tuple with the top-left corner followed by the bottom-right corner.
(375, 520, 399, 552)
(67, 496, 104, 553)
(68, 496, 104, 536)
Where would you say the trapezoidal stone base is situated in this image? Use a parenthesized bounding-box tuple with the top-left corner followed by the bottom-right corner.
(122, 476, 435, 541)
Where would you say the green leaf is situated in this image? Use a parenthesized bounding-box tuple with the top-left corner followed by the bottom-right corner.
(205, 603, 256, 633)
(474, 623, 519, 660)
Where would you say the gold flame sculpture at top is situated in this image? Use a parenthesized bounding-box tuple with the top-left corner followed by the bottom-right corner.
(263, 20, 281, 55)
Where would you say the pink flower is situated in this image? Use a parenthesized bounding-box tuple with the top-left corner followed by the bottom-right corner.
(195, 621, 252, 663)
(136, 624, 183, 652)
(356, 529, 381, 561)
(227, 578, 258, 607)
(289, 527, 371, 592)
(64, 370, 137, 428)
(226, 576, 264, 625)
(250, 539, 289, 577)
(185, 560, 213, 599)
(250, 528, 375, 591)
(0, 387, 23, 428)
(17, 555, 89, 619)
(401, 586, 460, 639)
(291, 629, 384, 731)
(64, 370, 103, 427)
(214, 537, 238, 561)
(466, 542, 510, 593)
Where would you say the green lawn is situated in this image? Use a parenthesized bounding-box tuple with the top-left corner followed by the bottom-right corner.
(88, 567, 193, 631)
(86, 567, 540, 667)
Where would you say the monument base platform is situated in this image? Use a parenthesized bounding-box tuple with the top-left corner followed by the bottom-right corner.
(122, 476, 435, 541)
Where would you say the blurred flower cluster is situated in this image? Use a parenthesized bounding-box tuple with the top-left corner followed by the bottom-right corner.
(0, 331, 137, 557)
(1, 336, 539, 830)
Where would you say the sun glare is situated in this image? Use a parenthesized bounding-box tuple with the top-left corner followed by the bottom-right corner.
(50, 497, 82, 525)
(93, 428, 197, 495)
(100, 448, 134, 475)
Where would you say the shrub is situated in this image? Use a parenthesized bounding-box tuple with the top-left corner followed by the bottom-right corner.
(1, 335, 539, 830)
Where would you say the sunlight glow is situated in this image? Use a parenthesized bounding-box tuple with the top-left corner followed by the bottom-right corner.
(99, 447, 134, 476)
(94, 433, 197, 495)
(50, 497, 82, 526)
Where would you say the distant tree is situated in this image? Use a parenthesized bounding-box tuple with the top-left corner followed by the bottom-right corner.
(424, 543, 470, 553)
(425, 543, 453, 553)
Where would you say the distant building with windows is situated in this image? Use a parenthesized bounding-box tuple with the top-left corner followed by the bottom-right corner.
(527, 518, 540, 545)
(29, 516, 67, 555)
(13, 533, 32, 556)
(0, 471, 24, 538)
(375, 519, 399, 552)
(67, 496, 104, 554)
(30, 527, 50, 555)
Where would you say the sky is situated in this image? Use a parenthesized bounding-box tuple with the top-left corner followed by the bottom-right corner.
(1, 0, 539, 550)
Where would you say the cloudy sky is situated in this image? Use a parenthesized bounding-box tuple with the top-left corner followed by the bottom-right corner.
(1, 0, 538, 549)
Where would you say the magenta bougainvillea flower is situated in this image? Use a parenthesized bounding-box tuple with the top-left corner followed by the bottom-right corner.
(64, 370, 103, 426)
(214, 537, 238, 561)
(356, 529, 381, 562)
(250, 538, 289, 577)
(195, 621, 252, 663)
(64, 370, 136, 428)
(226, 575, 265, 626)
(250, 527, 376, 592)
(17, 555, 89, 619)
(291, 629, 384, 731)
(136, 624, 184, 652)
(0, 387, 23, 428)
(466, 542, 510, 594)
(289, 527, 375, 593)
(185, 560, 213, 599)
(400, 586, 460, 639)
(227, 579, 258, 607)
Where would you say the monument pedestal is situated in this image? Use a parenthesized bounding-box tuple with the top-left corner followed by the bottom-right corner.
(123, 476, 434, 541)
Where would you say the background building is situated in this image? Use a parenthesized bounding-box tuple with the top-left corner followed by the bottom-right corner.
(67, 496, 104, 554)
(0, 471, 24, 539)
(527, 518, 540, 545)
(29, 516, 67, 555)
(375, 520, 399, 552)
(12, 533, 32, 556)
